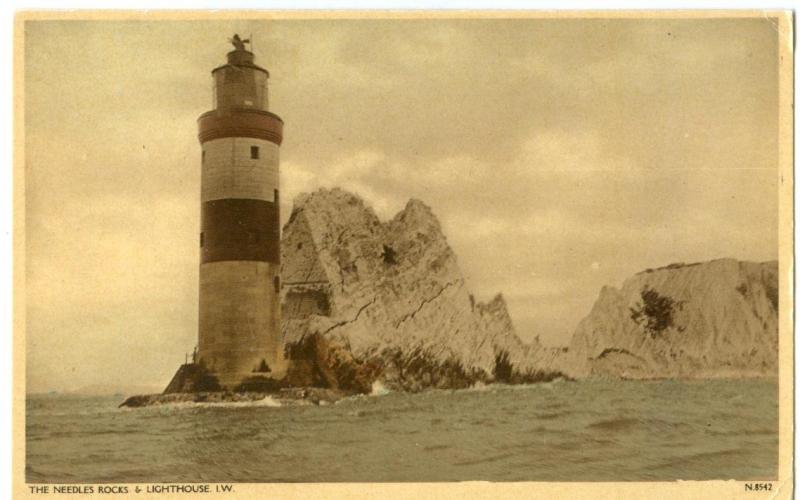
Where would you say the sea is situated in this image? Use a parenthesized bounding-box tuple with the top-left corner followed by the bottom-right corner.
(26, 378, 778, 483)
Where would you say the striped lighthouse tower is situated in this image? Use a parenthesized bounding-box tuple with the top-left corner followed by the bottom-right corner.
(196, 35, 286, 389)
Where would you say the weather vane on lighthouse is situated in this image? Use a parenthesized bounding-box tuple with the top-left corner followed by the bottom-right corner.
(229, 33, 251, 52)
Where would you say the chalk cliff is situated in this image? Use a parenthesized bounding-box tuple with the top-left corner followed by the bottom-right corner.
(280, 188, 560, 392)
(565, 259, 779, 379)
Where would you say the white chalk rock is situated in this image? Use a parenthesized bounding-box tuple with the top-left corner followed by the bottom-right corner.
(566, 259, 779, 378)
(280, 188, 542, 379)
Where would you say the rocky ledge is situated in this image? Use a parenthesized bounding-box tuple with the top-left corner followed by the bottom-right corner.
(119, 387, 349, 408)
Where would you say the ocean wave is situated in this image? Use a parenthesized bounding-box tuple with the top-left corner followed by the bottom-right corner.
(370, 380, 391, 396)
(644, 447, 751, 472)
(193, 396, 283, 408)
(704, 427, 777, 437)
(453, 451, 517, 467)
(423, 444, 451, 452)
(586, 417, 641, 432)
(586, 415, 692, 433)
(535, 411, 570, 420)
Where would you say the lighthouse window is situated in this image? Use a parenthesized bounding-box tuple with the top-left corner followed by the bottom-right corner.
(250, 146, 260, 159)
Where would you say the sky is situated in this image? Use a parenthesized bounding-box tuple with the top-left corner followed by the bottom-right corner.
(24, 17, 780, 393)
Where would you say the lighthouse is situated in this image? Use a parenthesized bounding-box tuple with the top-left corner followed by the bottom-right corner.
(194, 35, 286, 389)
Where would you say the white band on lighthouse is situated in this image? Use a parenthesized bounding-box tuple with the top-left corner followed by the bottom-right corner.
(201, 137, 280, 203)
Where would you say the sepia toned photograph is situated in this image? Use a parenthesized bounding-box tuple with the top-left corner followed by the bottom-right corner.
(14, 10, 793, 499)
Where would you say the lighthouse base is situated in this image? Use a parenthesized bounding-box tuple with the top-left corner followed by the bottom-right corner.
(162, 363, 221, 394)
(162, 363, 289, 394)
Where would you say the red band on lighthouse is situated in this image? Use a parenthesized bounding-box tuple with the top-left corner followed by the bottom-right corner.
(200, 198, 280, 264)
(198, 108, 283, 145)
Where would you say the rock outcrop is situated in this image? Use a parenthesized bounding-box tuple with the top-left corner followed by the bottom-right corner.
(120, 387, 345, 408)
(280, 188, 563, 392)
(565, 259, 779, 379)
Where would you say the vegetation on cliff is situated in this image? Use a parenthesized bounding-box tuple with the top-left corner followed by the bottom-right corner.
(629, 286, 685, 339)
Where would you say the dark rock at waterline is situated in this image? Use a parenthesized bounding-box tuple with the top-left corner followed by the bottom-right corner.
(119, 387, 349, 408)
(163, 363, 221, 393)
(283, 332, 571, 393)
